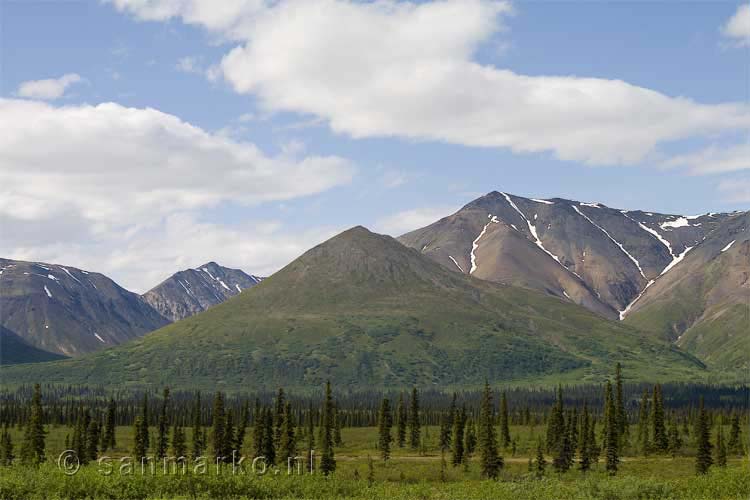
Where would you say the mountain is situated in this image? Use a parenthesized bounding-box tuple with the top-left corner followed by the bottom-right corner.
(0, 258, 168, 357)
(0, 326, 67, 365)
(625, 212, 749, 372)
(0, 227, 706, 391)
(398, 191, 733, 320)
(142, 262, 262, 322)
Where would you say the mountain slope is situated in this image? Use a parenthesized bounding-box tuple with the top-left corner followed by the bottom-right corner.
(0, 326, 67, 365)
(0, 227, 706, 391)
(142, 262, 262, 321)
(399, 191, 732, 319)
(0, 258, 168, 356)
(625, 212, 750, 371)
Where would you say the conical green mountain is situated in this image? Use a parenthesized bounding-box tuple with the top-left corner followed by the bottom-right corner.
(1, 227, 705, 391)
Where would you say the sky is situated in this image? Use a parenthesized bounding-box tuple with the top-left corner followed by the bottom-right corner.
(1, 0, 748, 292)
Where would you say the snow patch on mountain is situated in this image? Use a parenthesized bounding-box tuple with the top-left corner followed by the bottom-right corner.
(660, 217, 690, 230)
(59, 266, 82, 284)
(721, 240, 736, 252)
(448, 255, 465, 273)
(531, 198, 554, 205)
(470, 214, 499, 274)
(573, 205, 645, 279)
(660, 246, 694, 276)
(502, 192, 575, 276)
(44, 285, 52, 298)
(619, 279, 655, 320)
(94, 332, 106, 343)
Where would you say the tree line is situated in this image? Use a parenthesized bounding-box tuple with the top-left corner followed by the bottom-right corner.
(1, 367, 746, 478)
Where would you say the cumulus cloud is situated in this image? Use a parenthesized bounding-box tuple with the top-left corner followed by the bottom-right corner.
(16, 73, 83, 100)
(374, 206, 459, 236)
(109, 0, 750, 166)
(0, 98, 354, 291)
(722, 4, 750, 46)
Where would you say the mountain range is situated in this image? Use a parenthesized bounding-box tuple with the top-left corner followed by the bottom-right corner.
(0, 226, 707, 390)
(0, 190, 746, 387)
(0, 259, 260, 361)
(142, 261, 262, 322)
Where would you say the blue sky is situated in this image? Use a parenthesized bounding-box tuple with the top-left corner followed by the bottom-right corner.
(1, 0, 748, 291)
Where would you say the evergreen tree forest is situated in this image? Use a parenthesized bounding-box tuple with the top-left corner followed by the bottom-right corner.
(0, 372, 747, 499)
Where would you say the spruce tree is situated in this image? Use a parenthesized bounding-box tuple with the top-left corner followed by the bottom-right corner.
(478, 381, 502, 479)
(546, 386, 564, 453)
(614, 363, 628, 447)
(534, 437, 546, 478)
(319, 381, 336, 475)
(715, 419, 727, 467)
(377, 397, 393, 463)
(225, 409, 235, 460)
(172, 422, 187, 458)
(20, 384, 46, 465)
(727, 413, 744, 456)
(191, 393, 204, 458)
(252, 399, 264, 457)
(71, 408, 86, 464)
(279, 402, 296, 465)
(694, 397, 713, 474)
(103, 398, 116, 451)
(235, 401, 249, 454)
(553, 412, 572, 473)
(156, 388, 170, 459)
(0, 425, 14, 466)
(261, 407, 276, 465)
(133, 416, 147, 460)
(408, 387, 421, 450)
(451, 405, 466, 466)
(85, 417, 100, 462)
(652, 384, 668, 453)
(273, 388, 285, 448)
(396, 393, 407, 448)
(604, 381, 619, 475)
(499, 392, 511, 449)
(211, 392, 226, 462)
(306, 401, 315, 472)
(439, 394, 455, 452)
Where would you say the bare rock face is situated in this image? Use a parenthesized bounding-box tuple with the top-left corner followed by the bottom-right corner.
(142, 262, 262, 322)
(0, 258, 169, 357)
(398, 191, 735, 320)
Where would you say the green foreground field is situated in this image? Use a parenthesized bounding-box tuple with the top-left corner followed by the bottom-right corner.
(2, 425, 748, 500)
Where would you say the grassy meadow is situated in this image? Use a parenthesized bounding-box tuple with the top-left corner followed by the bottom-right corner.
(2, 424, 748, 499)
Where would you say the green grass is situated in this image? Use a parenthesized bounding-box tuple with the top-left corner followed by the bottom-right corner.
(2, 424, 748, 499)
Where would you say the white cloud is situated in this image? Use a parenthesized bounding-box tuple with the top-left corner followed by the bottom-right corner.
(16, 73, 83, 100)
(374, 206, 459, 236)
(722, 4, 750, 46)
(0, 98, 354, 291)
(110, 0, 750, 167)
(662, 142, 750, 175)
